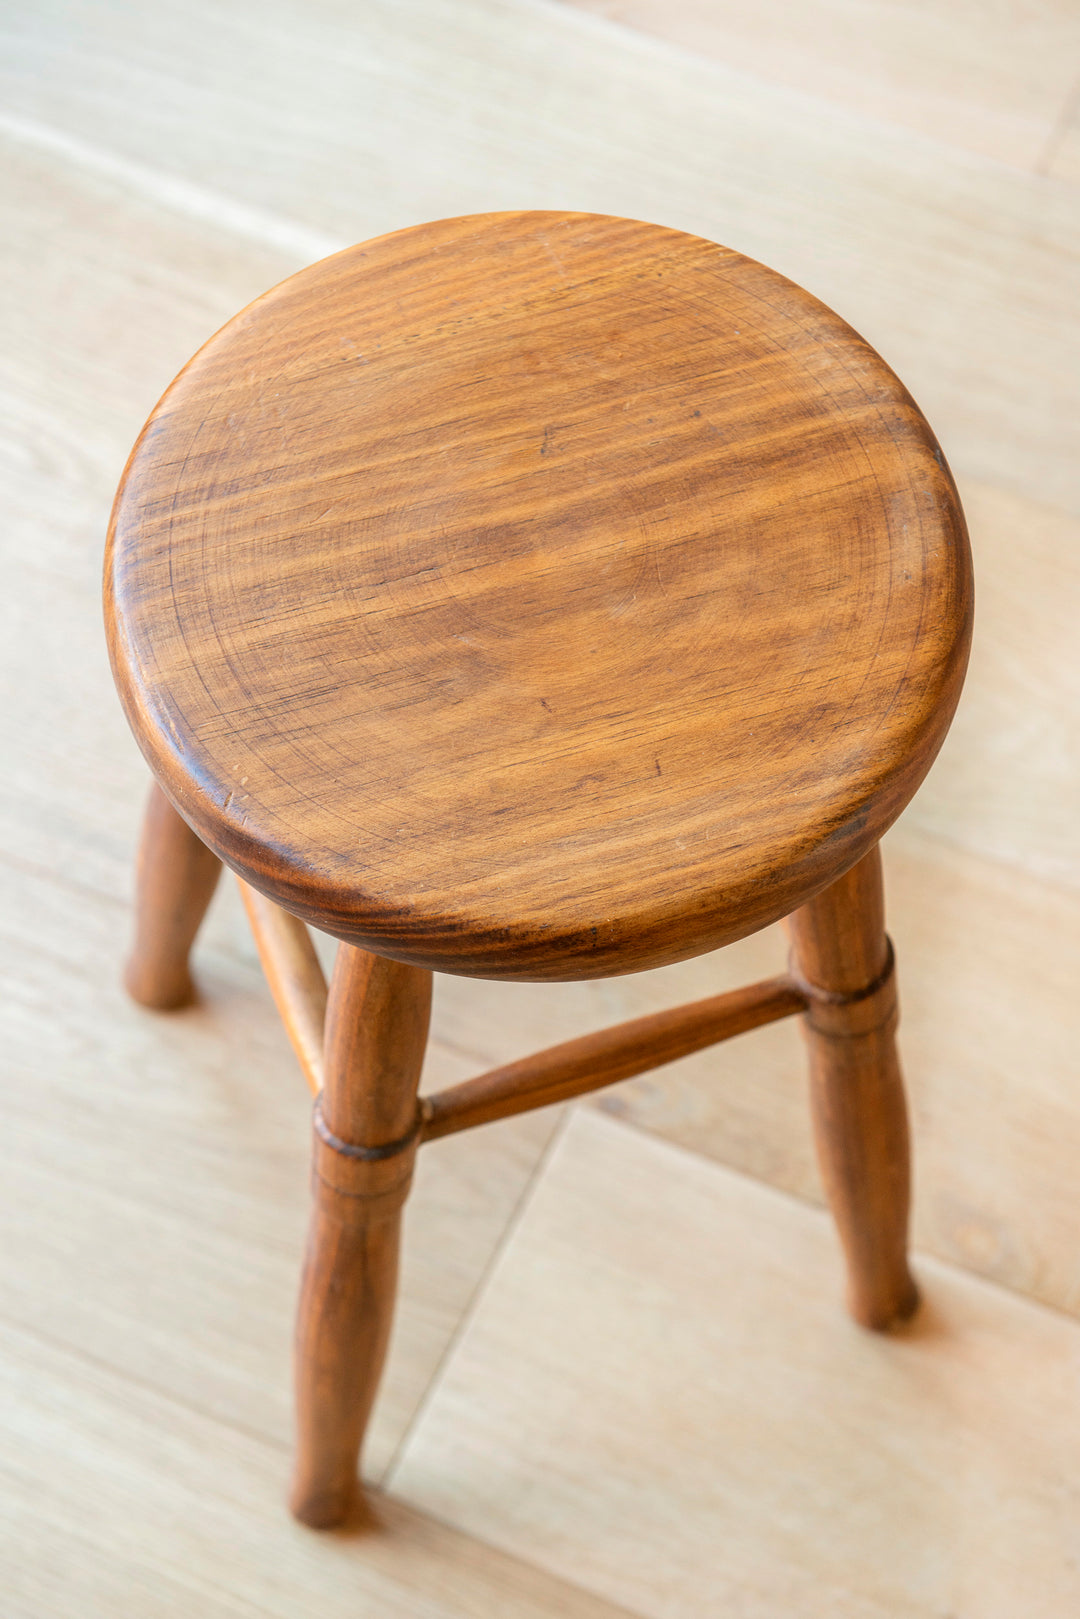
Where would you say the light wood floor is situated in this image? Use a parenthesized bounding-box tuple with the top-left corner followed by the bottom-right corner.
(1, 1, 1078, 1612)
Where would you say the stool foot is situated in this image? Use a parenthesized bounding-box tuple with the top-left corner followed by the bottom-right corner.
(124, 783, 221, 1009)
(290, 1201, 401, 1528)
(787, 845, 918, 1331)
(290, 946, 432, 1528)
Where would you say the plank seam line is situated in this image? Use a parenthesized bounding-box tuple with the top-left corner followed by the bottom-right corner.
(0, 1307, 292, 1458)
(0, 109, 344, 263)
(1034, 71, 1080, 176)
(379, 1105, 575, 1490)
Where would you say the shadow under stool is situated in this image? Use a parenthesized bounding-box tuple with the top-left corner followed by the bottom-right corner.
(104, 210, 973, 1529)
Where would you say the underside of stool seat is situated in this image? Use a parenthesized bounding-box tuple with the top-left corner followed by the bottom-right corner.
(105, 210, 972, 980)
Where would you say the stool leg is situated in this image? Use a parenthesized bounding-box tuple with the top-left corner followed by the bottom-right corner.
(786, 845, 919, 1330)
(125, 782, 222, 1009)
(290, 945, 432, 1528)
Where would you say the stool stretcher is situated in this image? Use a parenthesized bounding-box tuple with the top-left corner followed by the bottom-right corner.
(419, 976, 807, 1138)
(239, 882, 809, 1137)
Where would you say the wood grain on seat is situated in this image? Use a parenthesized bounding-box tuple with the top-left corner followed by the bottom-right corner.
(105, 211, 971, 980)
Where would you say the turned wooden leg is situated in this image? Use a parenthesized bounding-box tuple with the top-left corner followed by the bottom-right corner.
(125, 782, 222, 1010)
(786, 845, 919, 1330)
(290, 945, 432, 1528)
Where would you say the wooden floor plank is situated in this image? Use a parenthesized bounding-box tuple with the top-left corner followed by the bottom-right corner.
(0, 1314, 635, 1619)
(901, 476, 1080, 889)
(0, 0, 1077, 512)
(0, 131, 312, 900)
(392, 1107, 1080, 1618)
(558, 0, 1080, 170)
(0, 858, 560, 1481)
(2, 10, 1079, 1608)
(3, 127, 1080, 1331)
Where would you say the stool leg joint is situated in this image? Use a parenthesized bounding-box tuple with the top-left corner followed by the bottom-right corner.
(290, 949, 431, 1528)
(313, 1094, 425, 1163)
(787, 850, 918, 1331)
(788, 935, 895, 1008)
(789, 937, 898, 1042)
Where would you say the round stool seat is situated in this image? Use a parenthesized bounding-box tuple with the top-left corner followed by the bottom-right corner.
(106, 211, 971, 981)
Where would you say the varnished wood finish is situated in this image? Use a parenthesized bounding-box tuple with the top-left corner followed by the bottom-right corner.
(124, 783, 222, 1009)
(291, 945, 432, 1528)
(237, 878, 328, 1094)
(787, 847, 919, 1329)
(105, 209, 960, 1523)
(422, 976, 805, 1141)
(106, 210, 972, 982)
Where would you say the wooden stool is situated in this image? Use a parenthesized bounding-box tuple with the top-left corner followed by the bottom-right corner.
(105, 211, 972, 1529)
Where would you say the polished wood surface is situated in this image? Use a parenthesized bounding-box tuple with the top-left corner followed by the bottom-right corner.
(106, 210, 972, 981)
(124, 782, 222, 1009)
(787, 846, 918, 1328)
(291, 945, 432, 1529)
(421, 975, 805, 1140)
